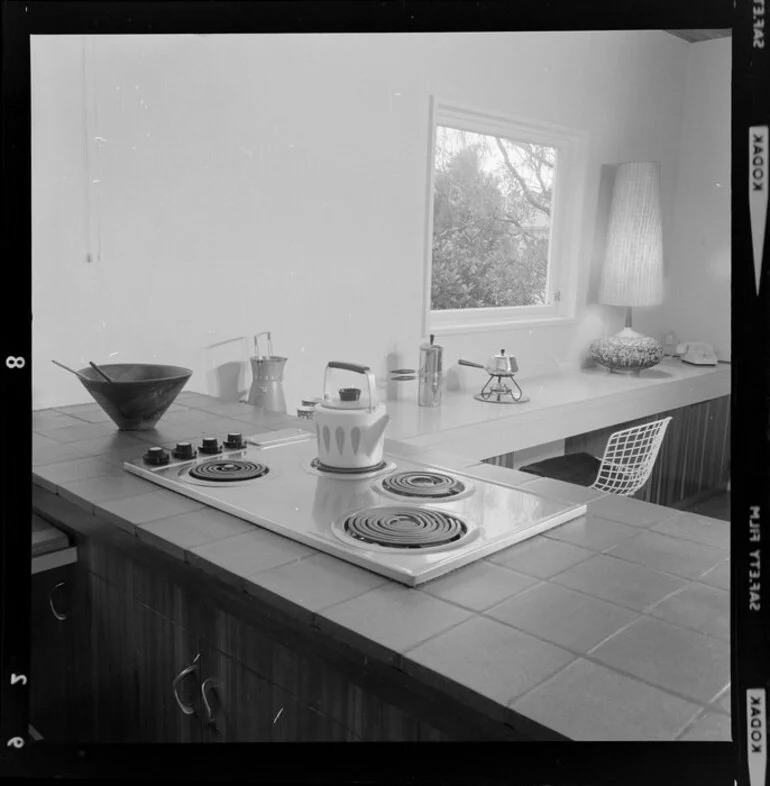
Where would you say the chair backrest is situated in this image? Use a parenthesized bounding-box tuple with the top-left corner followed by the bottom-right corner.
(591, 416, 672, 496)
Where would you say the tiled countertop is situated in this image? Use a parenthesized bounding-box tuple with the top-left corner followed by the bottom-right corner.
(31, 392, 731, 741)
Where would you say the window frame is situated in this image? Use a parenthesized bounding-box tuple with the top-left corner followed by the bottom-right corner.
(422, 97, 589, 336)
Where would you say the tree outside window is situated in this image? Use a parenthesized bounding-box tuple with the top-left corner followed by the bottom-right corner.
(430, 126, 556, 311)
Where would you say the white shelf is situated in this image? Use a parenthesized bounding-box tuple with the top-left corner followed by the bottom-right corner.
(382, 359, 730, 461)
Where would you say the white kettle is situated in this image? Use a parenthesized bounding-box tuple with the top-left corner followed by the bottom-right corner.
(314, 362, 390, 470)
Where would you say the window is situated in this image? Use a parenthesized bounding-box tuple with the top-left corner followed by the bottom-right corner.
(424, 99, 588, 334)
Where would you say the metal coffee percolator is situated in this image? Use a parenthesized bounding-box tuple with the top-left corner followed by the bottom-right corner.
(418, 335, 443, 408)
(246, 332, 287, 413)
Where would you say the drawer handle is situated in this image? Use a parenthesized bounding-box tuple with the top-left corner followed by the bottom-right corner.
(172, 653, 200, 716)
(201, 677, 222, 731)
(49, 582, 68, 621)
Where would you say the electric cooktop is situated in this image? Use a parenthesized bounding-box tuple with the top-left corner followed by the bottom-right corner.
(123, 431, 586, 586)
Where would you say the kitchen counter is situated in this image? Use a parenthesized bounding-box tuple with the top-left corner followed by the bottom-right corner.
(31, 392, 731, 741)
(383, 357, 731, 460)
(31, 513, 77, 574)
(32, 514, 69, 557)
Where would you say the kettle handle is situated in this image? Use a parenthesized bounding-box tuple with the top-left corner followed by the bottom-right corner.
(327, 361, 370, 374)
(324, 362, 377, 411)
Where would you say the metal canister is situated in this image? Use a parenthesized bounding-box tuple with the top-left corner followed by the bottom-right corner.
(418, 335, 443, 408)
(247, 332, 288, 413)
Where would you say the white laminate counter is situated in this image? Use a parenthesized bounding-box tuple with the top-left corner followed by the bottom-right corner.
(381, 358, 731, 461)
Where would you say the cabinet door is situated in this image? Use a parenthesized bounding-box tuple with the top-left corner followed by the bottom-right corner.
(88, 572, 204, 743)
(67, 562, 95, 741)
(29, 565, 75, 741)
(199, 644, 276, 742)
(132, 601, 202, 743)
(88, 573, 142, 742)
(199, 643, 356, 743)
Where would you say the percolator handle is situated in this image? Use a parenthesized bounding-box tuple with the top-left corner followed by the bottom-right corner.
(324, 362, 377, 412)
(253, 331, 273, 357)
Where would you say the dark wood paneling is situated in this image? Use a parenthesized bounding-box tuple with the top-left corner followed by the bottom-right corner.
(29, 561, 94, 742)
(32, 484, 534, 742)
(132, 602, 202, 743)
(68, 563, 95, 740)
(201, 599, 507, 741)
(563, 396, 730, 508)
(198, 644, 354, 742)
(482, 396, 730, 509)
(29, 566, 74, 741)
(199, 645, 273, 742)
(87, 573, 142, 742)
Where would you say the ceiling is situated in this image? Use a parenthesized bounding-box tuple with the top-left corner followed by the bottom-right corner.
(664, 29, 732, 43)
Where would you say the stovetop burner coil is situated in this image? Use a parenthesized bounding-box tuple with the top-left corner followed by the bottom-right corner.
(381, 471, 466, 499)
(310, 457, 388, 475)
(188, 459, 269, 482)
(342, 506, 468, 549)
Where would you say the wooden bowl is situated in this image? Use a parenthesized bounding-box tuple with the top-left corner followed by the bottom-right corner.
(77, 363, 192, 430)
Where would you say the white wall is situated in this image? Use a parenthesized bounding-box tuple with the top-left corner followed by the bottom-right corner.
(658, 38, 731, 359)
(32, 31, 696, 411)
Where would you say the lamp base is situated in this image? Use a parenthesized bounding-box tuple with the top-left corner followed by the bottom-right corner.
(589, 328, 664, 374)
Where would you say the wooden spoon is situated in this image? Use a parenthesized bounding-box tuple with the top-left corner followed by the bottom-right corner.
(89, 361, 115, 383)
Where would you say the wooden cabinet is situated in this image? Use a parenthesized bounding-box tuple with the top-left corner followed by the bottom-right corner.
(90, 545, 515, 741)
(87, 573, 141, 742)
(29, 562, 93, 742)
(30, 564, 74, 741)
(32, 484, 527, 743)
(197, 631, 357, 742)
(86, 574, 204, 743)
(132, 601, 202, 743)
(198, 644, 283, 742)
(198, 598, 478, 741)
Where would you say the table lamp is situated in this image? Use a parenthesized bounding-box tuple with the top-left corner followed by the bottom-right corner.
(589, 161, 665, 375)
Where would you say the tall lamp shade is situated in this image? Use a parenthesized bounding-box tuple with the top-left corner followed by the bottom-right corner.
(590, 162, 666, 375)
(599, 162, 663, 307)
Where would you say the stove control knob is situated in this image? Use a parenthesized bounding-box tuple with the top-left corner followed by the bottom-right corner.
(223, 432, 245, 449)
(172, 441, 196, 460)
(199, 437, 221, 455)
(144, 446, 170, 466)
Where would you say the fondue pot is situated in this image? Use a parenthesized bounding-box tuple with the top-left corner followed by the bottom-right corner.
(458, 349, 519, 376)
(314, 362, 390, 470)
(458, 349, 526, 404)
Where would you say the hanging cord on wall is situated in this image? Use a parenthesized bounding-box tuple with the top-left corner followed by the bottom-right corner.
(82, 34, 102, 267)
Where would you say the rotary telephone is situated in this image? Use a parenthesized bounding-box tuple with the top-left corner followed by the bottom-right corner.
(675, 342, 718, 366)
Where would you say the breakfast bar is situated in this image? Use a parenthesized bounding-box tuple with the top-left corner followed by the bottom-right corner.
(385, 357, 731, 512)
(385, 356, 730, 458)
(31, 391, 731, 743)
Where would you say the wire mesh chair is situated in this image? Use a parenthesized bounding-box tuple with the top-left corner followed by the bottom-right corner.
(519, 417, 672, 497)
(589, 417, 672, 495)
